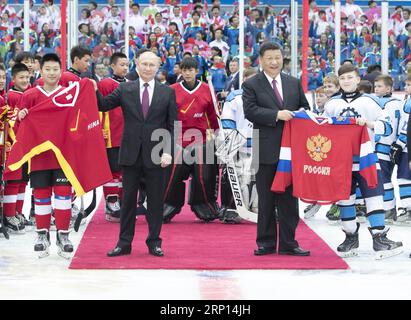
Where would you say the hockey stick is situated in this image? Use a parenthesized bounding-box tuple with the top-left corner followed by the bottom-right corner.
(207, 77, 257, 223)
(0, 106, 10, 239)
(73, 189, 97, 232)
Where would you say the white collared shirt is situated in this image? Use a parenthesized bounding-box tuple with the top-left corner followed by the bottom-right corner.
(263, 71, 283, 101)
(139, 78, 155, 106)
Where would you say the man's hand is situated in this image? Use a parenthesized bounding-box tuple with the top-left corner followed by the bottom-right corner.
(276, 110, 294, 121)
(18, 108, 28, 121)
(390, 142, 403, 165)
(161, 153, 172, 168)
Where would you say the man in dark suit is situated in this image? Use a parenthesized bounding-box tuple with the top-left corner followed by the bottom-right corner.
(93, 50, 178, 257)
(242, 42, 311, 256)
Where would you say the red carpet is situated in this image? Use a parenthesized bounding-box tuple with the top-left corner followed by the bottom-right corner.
(69, 200, 348, 270)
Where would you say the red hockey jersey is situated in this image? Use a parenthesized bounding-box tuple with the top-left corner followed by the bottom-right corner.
(5, 79, 112, 195)
(59, 70, 81, 88)
(171, 81, 219, 147)
(271, 111, 378, 203)
(98, 77, 124, 148)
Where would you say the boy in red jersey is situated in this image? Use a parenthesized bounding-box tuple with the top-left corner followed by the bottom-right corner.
(2, 63, 32, 233)
(163, 57, 220, 222)
(98, 52, 128, 222)
(18, 54, 74, 259)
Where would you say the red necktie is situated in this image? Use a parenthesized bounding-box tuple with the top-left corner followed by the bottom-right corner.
(272, 79, 283, 106)
(141, 83, 149, 118)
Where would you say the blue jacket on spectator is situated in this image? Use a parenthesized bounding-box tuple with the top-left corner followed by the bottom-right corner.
(210, 67, 226, 92)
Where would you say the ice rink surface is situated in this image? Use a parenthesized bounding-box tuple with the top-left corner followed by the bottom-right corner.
(1, 188, 411, 300)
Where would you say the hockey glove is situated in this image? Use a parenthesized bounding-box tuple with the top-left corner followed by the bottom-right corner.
(390, 143, 403, 165)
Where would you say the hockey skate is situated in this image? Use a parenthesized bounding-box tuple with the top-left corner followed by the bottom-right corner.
(17, 213, 34, 230)
(384, 208, 397, 225)
(326, 204, 340, 225)
(163, 204, 181, 223)
(4, 215, 25, 234)
(34, 229, 50, 258)
(221, 208, 242, 224)
(191, 203, 218, 222)
(56, 230, 74, 259)
(337, 223, 359, 258)
(355, 203, 367, 223)
(369, 227, 403, 260)
(304, 203, 321, 219)
(394, 208, 411, 226)
(105, 195, 121, 223)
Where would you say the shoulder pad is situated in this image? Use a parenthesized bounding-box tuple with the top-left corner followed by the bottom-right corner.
(226, 89, 243, 102)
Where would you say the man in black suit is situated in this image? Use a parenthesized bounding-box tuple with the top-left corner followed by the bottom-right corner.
(93, 50, 178, 257)
(242, 42, 311, 256)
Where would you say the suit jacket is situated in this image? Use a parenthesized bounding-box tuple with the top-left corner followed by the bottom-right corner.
(242, 72, 309, 165)
(224, 72, 239, 92)
(96, 79, 177, 168)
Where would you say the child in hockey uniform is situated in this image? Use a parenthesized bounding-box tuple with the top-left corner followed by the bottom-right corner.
(305, 76, 342, 221)
(373, 75, 403, 224)
(17, 54, 74, 259)
(303, 86, 328, 219)
(391, 74, 411, 225)
(219, 68, 257, 224)
(324, 64, 403, 259)
(2, 63, 32, 233)
(163, 56, 219, 223)
(59, 46, 92, 87)
(98, 52, 128, 222)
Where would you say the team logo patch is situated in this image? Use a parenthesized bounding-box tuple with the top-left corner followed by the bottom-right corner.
(307, 134, 332, 162)
(52, 81, 80, 107)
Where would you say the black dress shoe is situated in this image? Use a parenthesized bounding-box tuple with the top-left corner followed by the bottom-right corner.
(279, 247, 310, 256)
(107, 246, 131, 257)
(254, 246, 276, 256)
(149, 246, 164, 257)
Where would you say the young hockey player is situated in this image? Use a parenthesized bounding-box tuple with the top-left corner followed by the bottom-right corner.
(17, 54, 74, 259)
(98, 52, 128, 222)
(219, 68, 257, 224)
(2, 63, 32, 233)
(324, 64, 403, 259)
(391, 74, 411, 226)
(303, 86, 329, 220)
(59, 46, 92, 87)
(373, 74, 403, 224)
(163, 56, 219, 223)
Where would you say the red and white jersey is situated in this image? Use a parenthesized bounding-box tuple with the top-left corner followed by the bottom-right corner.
(20, 85, 65, 172)
(271, 111, 378, 204)
(98, 77, 124, 148)
(171, 81, 219, 147)
(59, 70, 82, 88)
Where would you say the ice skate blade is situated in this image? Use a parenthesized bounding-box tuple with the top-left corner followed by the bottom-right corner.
(384, 219, 394, 225)
(374, 246, 403, 260)
(57, 248, 73, 260)
(337, 249, 358, 258)
(36, 248, 50, 259)
(327, 220, 341, 226)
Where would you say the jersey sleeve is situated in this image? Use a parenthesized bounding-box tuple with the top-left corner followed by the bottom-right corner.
(395, 100, 411, 149)
(358, 126, 379, 189)
(221, 98, 237, 129)
(271, 120, 292, 192)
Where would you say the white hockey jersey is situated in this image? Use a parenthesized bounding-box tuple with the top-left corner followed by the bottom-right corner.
(374, 95, 402, 161)
(324, 92, 392, 145)
(395, 98, 411, 153)
(221, 89, 252, 153)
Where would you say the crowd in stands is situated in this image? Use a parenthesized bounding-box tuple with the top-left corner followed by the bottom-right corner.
(0, 0, 410, 92)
